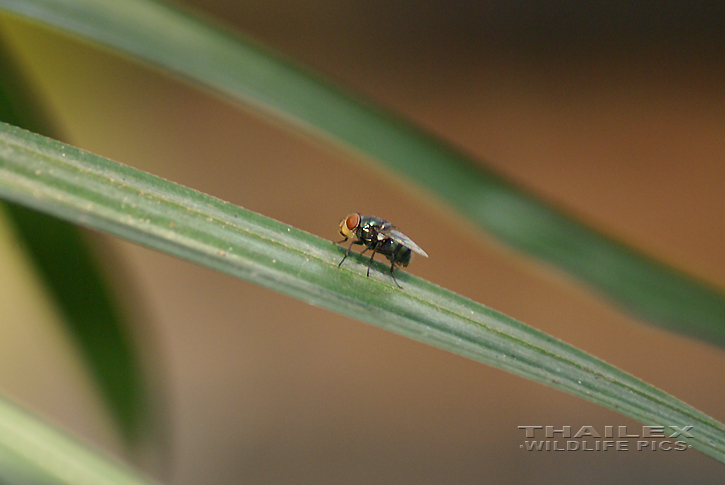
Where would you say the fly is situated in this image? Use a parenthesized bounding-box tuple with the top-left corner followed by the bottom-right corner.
(336, 212, 428, 288)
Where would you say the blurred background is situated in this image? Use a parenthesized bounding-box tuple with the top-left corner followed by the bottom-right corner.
(1, 0, 725, 483)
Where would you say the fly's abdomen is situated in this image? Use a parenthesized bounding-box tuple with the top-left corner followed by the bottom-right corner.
(380, 240, 412, 267)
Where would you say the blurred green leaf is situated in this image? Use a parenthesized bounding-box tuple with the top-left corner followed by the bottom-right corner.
(0, 395, 158, 485)
(0, 39, 147, 443)
(0, 0, 722, 345)
(1, 204, 147, 443)
(0, 122, 723, 467)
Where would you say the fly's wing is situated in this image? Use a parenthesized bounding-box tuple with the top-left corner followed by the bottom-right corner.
(385, 228, 428, 257)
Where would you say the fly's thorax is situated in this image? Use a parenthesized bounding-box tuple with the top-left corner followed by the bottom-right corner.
(355, 216, 385, 242)
(358, 216, 389, 232)
(357, 226, 379, 250)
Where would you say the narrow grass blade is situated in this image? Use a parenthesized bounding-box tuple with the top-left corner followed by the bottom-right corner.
(0, 122, 723, 464)
(0, 395, 158, 485)
(0, 0, 723, 346)
(0, 40, 148, 443)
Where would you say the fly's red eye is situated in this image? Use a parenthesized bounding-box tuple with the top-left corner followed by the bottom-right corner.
(346, 213, 360, 230)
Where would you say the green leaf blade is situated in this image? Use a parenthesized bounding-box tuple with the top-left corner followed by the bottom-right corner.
(1, 0, 723, 345)
(0, 396, 158, 485)
(0, 122, 723, 465)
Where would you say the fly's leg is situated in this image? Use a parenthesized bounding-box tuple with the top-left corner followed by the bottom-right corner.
(389, 263, 403, 289)
(338, 239, 362, 268)
(366, 247, 379, 277)
(339, 239, 401, 288)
